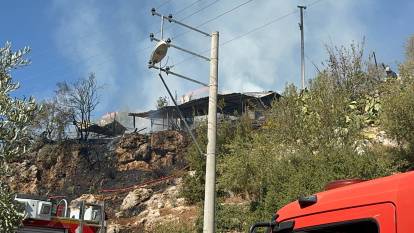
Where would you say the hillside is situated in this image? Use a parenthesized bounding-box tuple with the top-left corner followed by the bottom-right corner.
(5, 131, 197, 232)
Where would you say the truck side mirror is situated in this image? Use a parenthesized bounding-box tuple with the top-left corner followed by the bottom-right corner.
(249, 220, 295, 233)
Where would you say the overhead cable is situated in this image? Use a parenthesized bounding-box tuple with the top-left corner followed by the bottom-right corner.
(155, 0, 173, 9)
(179, 0, 221, 21)
(173, 0, 203, 15)
(171, 10, 298, 68)
(173, 0, 255, 40)
(171, 0, 325, 68)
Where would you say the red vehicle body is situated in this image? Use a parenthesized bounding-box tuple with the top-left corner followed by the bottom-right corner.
(20, 218, 102, 233)
(250, 171, 414, 233)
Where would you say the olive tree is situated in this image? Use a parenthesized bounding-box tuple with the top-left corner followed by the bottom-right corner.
(0, 42, 37, 232)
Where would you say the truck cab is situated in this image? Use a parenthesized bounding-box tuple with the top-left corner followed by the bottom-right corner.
(250, 171, 414, 233)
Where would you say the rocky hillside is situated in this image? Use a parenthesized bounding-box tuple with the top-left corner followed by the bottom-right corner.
(5, 130, 198, 232)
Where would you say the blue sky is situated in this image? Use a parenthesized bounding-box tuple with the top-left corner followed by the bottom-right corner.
(1, 0, 413, 120)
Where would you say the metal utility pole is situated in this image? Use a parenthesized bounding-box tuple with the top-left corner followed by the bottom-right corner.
(203, 31, 219, 233)
(298, 5, 306, 89)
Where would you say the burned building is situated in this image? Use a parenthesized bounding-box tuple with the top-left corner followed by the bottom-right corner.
(129, 91, 280, 132)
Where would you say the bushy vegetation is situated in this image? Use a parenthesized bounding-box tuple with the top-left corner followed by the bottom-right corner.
(151, 220, 195, 233)
(180, 36, 414, 233)
(380, 35, 414, 169)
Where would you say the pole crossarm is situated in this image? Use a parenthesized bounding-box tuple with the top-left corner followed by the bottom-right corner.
(150, 36, 211, 61)
(151, 8, 211, 37)
(149, 64, 209, 87)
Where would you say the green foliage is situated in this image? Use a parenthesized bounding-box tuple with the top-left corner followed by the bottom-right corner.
(180, 40, 414, 232)
(156, 96, 169, 109)
(0, 181, 25, 231)
(399, 35, 414, 78)
(261, 146, 396, 215)
(194, 203, 260, 233)
(325, 40, 383, 99)
(380, 78, 414, 146)
(0, 43, 37, 161)
(31, 99, 73, 141)
(0, 42, 37, 232)
(151, 220, 195, 233)
(380, 35, 414, 164)
(180, 116, 253, 204)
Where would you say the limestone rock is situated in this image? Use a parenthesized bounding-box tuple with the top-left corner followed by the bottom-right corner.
(106, 224, 122, 233)
(119, 133, 147, 149)
(134, 143, 151, 162)
(117, 161, 150, 172)
(151, 131, 187, 152)
(117, 152, 134, 164)
(121, 188, 153, 210)
(70, 194, 102, 209)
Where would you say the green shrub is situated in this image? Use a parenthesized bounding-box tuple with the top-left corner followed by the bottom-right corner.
(180, 116, 253, 204)
(181, 39, 412, 232)
(151, 220, 195, 233)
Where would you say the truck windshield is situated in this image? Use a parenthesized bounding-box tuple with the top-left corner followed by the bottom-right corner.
(294, 219, 378, 233)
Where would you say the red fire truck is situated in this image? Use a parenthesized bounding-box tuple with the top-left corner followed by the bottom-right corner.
(250, 171, 414, 233)
(15, 194, 106, 233)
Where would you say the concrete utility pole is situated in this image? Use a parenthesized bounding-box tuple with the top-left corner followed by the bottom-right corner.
(148, 8, 219, 233)
(203, 31, 219, 233)
(298, 5, 306, 89)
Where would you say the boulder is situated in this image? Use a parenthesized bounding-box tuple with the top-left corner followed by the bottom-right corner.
(134, 143, 151, 162)
(162, 152, 175, 167)
(70, 194, 102, 208)
(121, 188, 153, 211)
(117, 152, 135, 164)
(150, 131, 187, 152)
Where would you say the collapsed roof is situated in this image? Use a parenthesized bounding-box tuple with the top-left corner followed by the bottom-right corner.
(129, 91, 280, 120)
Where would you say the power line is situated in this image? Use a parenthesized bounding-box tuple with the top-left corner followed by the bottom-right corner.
(172, 0, 255, 40)
(171, 10, 298, 68)
(223, 11, 297, 45)
(196, 0, 254, 28)
(153, 0, 220, 37)
(179, 0, 221, 21)
(26, 0, 325, 85)
(307, 0, 325, 8)
(171, 0, 325, 68)
(173, 0, 203, 15)
(156, 0, 173, 9)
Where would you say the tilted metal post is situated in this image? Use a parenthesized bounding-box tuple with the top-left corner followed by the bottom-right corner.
(203, 31, 219, 233)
